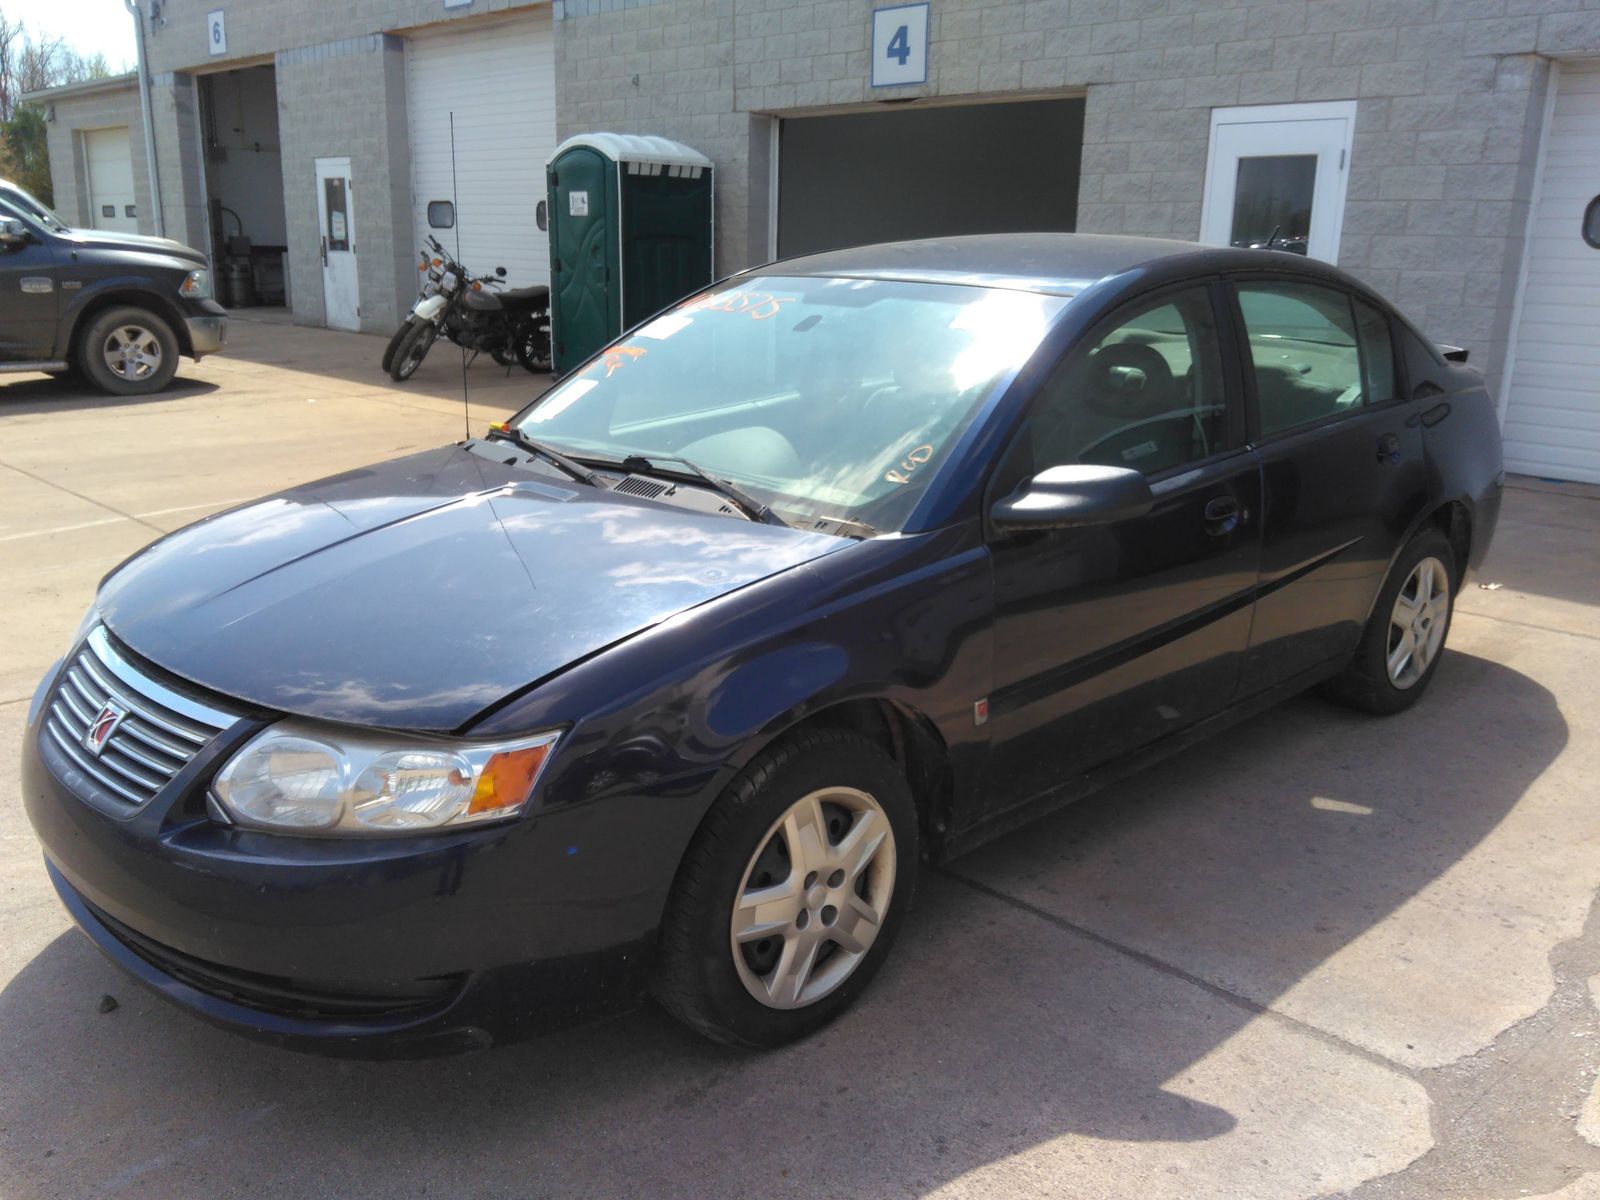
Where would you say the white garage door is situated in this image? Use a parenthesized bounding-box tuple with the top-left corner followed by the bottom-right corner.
(84, 127, 138, 234)
(1503, 59, 1600, 485)
(406, 13, 555, 295)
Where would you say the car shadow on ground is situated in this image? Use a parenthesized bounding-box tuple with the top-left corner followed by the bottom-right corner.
(0, 651, 1568, 1197)
(0, 373, 219, 415)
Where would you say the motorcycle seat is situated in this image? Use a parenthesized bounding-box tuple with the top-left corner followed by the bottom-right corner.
(496, 285, 549, 309)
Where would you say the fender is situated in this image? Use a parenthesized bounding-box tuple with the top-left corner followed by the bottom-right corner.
(56, 275, 194, 356)
(412, 294, 450, 323)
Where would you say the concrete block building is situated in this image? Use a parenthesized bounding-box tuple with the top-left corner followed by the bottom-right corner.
(28, 0, 1600, 484)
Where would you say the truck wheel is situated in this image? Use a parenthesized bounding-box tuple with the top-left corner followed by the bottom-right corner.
(78, 307, 179, 396)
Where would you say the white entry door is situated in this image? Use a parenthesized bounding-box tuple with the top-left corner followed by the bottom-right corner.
(314, 156, 359, 330)
(1200, 102, 1357, 264)
(85, 127, 138, 233)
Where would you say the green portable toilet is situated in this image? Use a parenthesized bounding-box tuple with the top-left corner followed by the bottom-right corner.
(545, 133, 715, 374)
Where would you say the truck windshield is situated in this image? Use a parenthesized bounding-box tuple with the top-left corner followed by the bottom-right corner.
(512, 275, 1070, 532)
(0, 184, 71, 234)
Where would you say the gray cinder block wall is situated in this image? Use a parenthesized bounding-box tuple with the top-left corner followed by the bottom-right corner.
(552, 0, 1600, 392)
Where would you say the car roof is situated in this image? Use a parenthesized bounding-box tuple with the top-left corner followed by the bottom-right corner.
(763, 233, 1351, 297)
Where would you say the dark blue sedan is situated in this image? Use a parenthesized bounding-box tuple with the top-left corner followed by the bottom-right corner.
(21, 235, 1503, 1053)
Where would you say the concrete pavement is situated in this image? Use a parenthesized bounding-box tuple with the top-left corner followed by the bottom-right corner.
(1, 320, 1597, 1199)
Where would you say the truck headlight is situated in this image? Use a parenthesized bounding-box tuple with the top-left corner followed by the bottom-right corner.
(211, 721, 561, 836)
(179, 269, 212, 299)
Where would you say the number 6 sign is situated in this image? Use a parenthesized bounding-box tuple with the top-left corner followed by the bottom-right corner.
(870, 3, 928, 88)
(207, 9, 227, 56)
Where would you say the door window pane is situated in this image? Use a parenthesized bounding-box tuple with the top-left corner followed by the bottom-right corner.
(1237, 282, 1365, 436)
(1026, 287, 1229, 477)
(323, 177, 350, 252)
(1351, 298, 1397, 404)
(1230, 155, 1315, 255)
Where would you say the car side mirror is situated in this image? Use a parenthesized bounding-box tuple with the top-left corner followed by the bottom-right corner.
(990, 464, 1155, 533)
(0, 218, 28, 247)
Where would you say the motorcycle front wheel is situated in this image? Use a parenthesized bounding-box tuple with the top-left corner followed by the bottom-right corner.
(381, 321, 412, 374)
(516, 314, 552, 374)
(389, 321, 438, 382)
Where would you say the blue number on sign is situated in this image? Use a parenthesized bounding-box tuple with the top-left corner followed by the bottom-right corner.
(885, 23, 910, 65)
(212, 21, 222, 43)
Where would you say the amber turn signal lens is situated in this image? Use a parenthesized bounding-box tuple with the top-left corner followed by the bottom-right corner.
(471, 281, 482, 291)
(431, 257, 443, 267)
(467, 744, 553, 816)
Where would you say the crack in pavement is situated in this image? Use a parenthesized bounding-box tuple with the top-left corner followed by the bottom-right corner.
(1334, 890, 1600, 1199)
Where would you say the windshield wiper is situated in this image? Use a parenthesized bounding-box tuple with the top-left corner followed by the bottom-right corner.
(619, 453, 787, 527)
(485, 427, 603, 488)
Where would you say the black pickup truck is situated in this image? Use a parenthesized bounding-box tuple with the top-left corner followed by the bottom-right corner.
(0, 179, 226, 396)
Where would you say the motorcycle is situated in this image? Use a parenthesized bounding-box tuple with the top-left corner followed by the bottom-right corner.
(383, 235, 552, 381)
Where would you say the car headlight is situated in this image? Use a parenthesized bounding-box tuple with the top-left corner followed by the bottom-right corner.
(211, 721, 561, 836)
(180, 269, 212, 299)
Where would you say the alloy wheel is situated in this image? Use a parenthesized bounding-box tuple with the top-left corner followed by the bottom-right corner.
(730, 786, 896, 1010)
(1387, 555, 1450, 689)
(101, 325, 163, 382)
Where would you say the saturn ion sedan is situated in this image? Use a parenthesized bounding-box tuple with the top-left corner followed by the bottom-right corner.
(22, 234, 1504, 1054)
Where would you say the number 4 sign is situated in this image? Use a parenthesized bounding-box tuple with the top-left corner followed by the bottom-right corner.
(870, 3, 929, 88)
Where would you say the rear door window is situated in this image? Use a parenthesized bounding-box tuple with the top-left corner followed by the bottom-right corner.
(1236, 281, 1370, 437)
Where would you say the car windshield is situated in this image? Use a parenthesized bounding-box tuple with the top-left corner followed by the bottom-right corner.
(513, 275, 1069, 532)
(0, 183, 70, 234)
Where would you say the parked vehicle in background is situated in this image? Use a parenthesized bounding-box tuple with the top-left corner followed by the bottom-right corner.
(22, 234, 1502, 1056)
(385, 233, 551, 381)
(0, 179, 226, 396)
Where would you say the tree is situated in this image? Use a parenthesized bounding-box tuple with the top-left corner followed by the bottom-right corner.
(0, 8, 116, 201)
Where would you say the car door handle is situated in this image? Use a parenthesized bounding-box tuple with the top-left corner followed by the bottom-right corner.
(1203, 496, 1242, 535)
(1377, 433, 1402, 464)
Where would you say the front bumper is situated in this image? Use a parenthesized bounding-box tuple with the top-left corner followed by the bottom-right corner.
(20, 656, 654, 1057)
(183, 314, 227, 357)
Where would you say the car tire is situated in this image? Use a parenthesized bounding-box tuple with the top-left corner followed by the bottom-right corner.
(77, 306, 180, 396)
(1325, 527, 1457, 716)
(651, 726, 918, 1049)
(388, 321, 437, 382)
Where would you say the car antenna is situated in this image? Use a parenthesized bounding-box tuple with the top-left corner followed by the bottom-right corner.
(451, 110, 470, 440)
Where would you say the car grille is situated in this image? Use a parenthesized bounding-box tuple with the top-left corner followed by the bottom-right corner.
(43, 626, 238, 808)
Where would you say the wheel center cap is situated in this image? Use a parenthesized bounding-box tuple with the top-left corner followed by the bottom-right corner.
(805, 884, 827, 908)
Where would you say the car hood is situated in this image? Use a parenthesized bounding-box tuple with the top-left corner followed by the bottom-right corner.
(96, 445, 846, 731)
(63, 228, 208, 265)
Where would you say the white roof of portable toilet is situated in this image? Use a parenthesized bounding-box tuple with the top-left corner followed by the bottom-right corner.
(546, 133, 713, 171)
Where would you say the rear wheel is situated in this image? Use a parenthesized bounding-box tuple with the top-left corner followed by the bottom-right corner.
(651, 727, 917, 1048)
(388, 321, 437, 382)
(78, 306, 179, 396)
(1326, 527, 1456, 715)
(515, 313, 552, 373)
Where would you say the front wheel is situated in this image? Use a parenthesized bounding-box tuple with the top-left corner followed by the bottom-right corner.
(1325, 527, 1456, 715)
(388, 320, 438, 382)
(78, 306, 180, 396)
(651, 727, 917, 1048)
(380, 321, 412, 374)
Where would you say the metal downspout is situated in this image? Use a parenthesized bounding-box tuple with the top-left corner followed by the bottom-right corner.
(125, 0, 164, 236)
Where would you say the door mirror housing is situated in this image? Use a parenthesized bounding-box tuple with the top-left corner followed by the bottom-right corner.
(0, 217, 29, 247)
(991, 464, 1155, 533)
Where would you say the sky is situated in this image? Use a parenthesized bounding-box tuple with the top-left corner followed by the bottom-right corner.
(4, 0, 137, 73)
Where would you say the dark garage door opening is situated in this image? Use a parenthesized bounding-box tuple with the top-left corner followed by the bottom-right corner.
(776, 97, 1085, 259)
